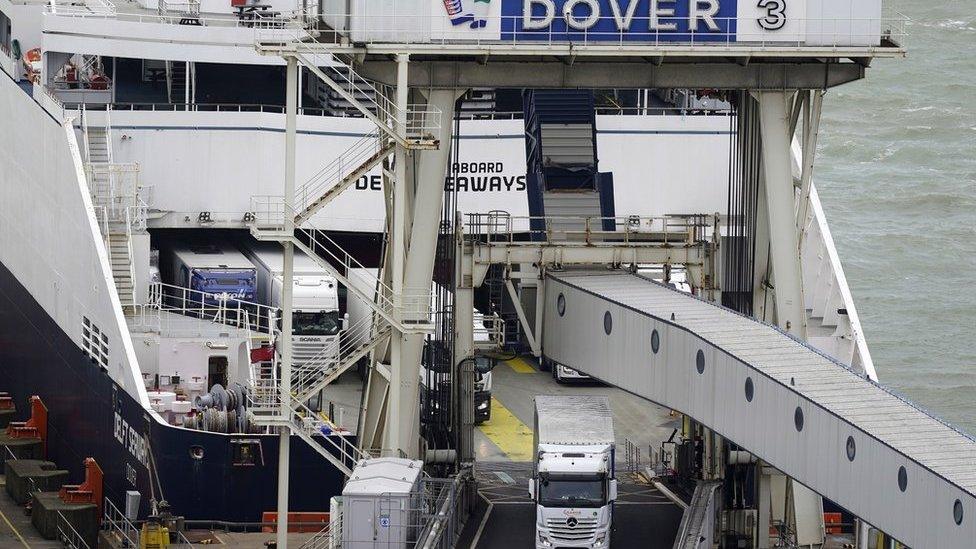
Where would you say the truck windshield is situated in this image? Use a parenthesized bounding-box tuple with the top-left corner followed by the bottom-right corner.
(539, 474, 606, 508)
(293, 311, 340, 336)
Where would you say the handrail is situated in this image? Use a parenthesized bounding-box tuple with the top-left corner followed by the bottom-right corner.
(57, 510, 92, 549)
(249, 197, 433, 328)
(297, 12, 909, 49)
(295, 130, 389, 217)
(299, 513, 340, 549)
(132, 282, 279, 340)
(466, 213, 715, 247)
(45, 2, 313, 29)
(64, 102, 733, 120)
(281, 28, 442, 145)
(102, 496, 139, 547)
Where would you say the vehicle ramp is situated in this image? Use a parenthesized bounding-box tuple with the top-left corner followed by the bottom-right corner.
(543, 271, 975, 548)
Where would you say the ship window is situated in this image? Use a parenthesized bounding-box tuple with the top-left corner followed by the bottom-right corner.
(794, 407, 804, 432)
(695, 350, 705, 374)
(603, 311, 612, 335)
(651, 329, 660, 354)
(744, 377, 754, 402)
(954, 500, 963, 525)
(898, 466, 908, 492)
(557, 293, 566, 316)
(232, 439, 263, 467)
(846, 436, 856, 462)
(189, 446, 205, 460)
(82, 316, 110, 370)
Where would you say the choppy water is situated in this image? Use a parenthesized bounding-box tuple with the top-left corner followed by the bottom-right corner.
(815, 0, 976, 432)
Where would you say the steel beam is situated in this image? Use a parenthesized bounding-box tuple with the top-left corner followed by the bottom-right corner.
(471, 243, 707, 268)
(354, 61, 867, 90)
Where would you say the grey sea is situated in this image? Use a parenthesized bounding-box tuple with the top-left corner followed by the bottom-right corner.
(816, 0, 976, 432)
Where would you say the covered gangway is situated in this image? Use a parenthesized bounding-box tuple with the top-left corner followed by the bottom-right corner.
(543, 271, 975, 548)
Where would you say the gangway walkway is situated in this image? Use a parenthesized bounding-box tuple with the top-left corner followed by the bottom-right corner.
(543, 271, 975, 548)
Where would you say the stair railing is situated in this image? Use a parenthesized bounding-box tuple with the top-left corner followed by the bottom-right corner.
(102, 496, 139, 547)
(57, 510, 91, 549)
(299, 513, 341, 549)
(287, 393, 368, 475)
(294, 130, 393, 220)
(271, 28, 440, 147)
(291, 311, 390, 401)
(249, 198, 433, 331)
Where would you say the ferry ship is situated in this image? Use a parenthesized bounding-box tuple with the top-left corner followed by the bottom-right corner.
(3, 2, 972, 549)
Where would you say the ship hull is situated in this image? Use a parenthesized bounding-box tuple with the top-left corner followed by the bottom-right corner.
(0, 257, 346, 522)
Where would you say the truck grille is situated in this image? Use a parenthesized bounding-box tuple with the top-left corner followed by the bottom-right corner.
(545, 517, 598, 541)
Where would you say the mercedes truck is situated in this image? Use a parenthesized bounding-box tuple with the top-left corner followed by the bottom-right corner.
(530, 395, 617, 548)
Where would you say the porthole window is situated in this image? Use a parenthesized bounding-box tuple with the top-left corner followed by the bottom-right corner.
(954, 499, 964, 525)
(651, 330, 660, 354)
(696, 350, 705, 374)
(794, 407, 804, 432)
(189, 445, 205, 460)
(744, 377, 754, 402)
(557, 293, 566, 317)
(846, 436, 856, 462)
(898, 466, 908, 492)
(603, 311, 612, 335)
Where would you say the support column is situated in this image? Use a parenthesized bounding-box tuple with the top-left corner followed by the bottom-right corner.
(393, 88, 464, 457)
(757, 465, 771, 549)
(756, 91, 807, 338)
(275, 55, 298, 549)
(454, 277, 475, 462)
(387, 54, 410, 453)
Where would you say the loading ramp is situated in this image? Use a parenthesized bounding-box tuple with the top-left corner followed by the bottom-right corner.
(543, 271, 976, 549)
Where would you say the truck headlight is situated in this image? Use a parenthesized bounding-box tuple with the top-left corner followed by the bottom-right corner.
(594, 533, 607, 547)
(537, 532, 552, 547)
(477, 401, 489, 410)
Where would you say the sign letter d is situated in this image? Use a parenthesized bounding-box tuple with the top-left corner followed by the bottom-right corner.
(523, 0, 556, 29)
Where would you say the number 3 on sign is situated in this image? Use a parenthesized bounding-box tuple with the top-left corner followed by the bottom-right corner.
(757, 0, 787, 30)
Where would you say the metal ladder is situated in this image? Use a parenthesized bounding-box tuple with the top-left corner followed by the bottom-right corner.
(165, 60, 193, 105)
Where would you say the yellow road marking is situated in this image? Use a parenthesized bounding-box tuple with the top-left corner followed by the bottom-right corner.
(0, 504, 30, 549)
(477, 397, 534, 461)
(505, 357, 536, 374)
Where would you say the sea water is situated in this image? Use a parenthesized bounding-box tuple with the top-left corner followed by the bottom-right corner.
(816, 0, 976, 432)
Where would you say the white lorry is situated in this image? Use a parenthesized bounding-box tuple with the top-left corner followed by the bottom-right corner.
(530, 395, 617, 548)
(240, 241, 343, 365)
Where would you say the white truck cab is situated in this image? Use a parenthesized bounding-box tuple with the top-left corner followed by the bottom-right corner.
(531, 396, 617, 548)
(241, 242, 343, 365)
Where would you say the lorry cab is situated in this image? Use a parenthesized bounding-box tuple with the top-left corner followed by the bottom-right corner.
(171, 245, 258, 304)
(531, 396, 617, 548)
(289, 273, 343, 365)
(531, 448, 617, 548)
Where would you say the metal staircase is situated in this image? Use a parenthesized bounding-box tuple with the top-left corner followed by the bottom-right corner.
(523, 89, 616, 235)
(81, 106, 144, 312)
(247, 32, 442, 475)
(165, 60, 193, 105)
(294, 131, 396, 223)
(106, 231, 136, 309)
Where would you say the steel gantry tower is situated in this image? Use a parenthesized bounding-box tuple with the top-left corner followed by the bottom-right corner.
(249, 5, 910, 546)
